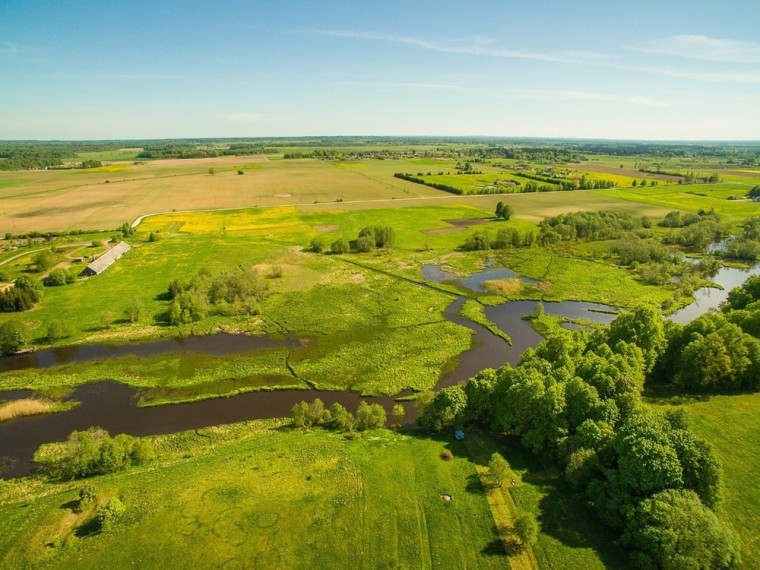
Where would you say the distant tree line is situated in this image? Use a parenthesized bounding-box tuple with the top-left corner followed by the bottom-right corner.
(539, 211, 646, 242)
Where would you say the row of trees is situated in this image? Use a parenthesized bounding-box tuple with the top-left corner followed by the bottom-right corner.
(539, 210, 647, 242)
(311, 226, 396, 255)
(290, 398, 405, 431)
(463, 228, 537, 251)
(416, 306, 740, 567)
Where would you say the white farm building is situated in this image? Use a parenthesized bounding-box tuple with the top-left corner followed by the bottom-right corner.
(80, 242, 131, 276)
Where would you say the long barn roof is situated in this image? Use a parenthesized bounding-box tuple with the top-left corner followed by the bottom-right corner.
(85, 241, 131, 274)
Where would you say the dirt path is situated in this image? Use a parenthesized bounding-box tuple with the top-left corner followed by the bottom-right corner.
(0, 248, 47, 267)
(466, 434, 539, 569)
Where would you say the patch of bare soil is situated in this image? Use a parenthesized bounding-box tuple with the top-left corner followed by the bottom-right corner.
(421, 227, 465, 235)
(442, 218, 494, 227)
(314, 225, 340, 232)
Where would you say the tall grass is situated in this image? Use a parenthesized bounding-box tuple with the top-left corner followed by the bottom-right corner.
(0, 398, 53, 422)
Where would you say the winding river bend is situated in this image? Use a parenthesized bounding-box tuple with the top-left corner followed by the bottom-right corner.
(0, 260, 753, 477)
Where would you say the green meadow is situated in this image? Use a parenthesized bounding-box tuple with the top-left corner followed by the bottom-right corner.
(0, 420, 625, 569)
(646, 392, 760, 568)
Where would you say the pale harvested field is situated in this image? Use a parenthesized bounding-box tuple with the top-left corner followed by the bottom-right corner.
(1, 156, 675, 234)
(298, 190, 674, 223)
(0, 157, 433, 234)
(565, 163, 682, 183)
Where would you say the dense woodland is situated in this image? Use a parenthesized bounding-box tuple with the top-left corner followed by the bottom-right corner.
(417, 302, 752, 568)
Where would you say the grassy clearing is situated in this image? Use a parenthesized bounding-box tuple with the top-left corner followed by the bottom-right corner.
(597, 184, 760, 226)
(0, 422, 509, 569)
(465, 431, 628, 569)
(646, 392, 760, 568)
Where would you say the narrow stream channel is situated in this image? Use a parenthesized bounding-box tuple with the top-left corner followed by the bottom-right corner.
(0, 259, 753, 477)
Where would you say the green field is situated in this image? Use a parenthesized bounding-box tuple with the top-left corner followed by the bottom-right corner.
(0, 204, 686, 402)
(0, 420, 625, 569)
(646, 392, 760, 568)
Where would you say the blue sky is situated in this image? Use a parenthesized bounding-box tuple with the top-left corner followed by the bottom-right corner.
(1, 0, 759, 140)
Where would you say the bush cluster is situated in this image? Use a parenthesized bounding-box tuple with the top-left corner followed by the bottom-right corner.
(417, 305, 740, 567)
(290, 398, 388, 432)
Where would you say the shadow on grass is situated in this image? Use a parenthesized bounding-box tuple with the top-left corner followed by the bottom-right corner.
(465, 472, 486, 495)
(456, 430, 629, 569)
(643, 382, 760, 406)
(74, 517, 101, 538)
(481, 538, 507, 557)
(60, 499, 79, 511)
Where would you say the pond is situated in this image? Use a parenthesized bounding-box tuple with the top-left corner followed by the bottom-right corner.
(421, 261, 539, 293)
(0, 333, 289, 373)
(668, 262, 760, 324)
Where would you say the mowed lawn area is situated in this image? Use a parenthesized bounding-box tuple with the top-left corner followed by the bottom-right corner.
(0, 421, 624, 569)
(647, 392, 760, 568)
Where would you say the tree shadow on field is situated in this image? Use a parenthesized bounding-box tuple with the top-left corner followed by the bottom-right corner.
(154, 291, 172, 302)
(74, 517, 101, 538)
(59, 499, 79, 511)
(534, 476, 629, 569)
(466, 472, 486, 495)
(481, 538, 507, 557)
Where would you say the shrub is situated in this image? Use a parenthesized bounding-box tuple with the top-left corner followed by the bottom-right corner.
(0, 320, 30, 354)
(310, 237, 324, 253)
(331, 238, 349, 254)
(76, 484, 97, 513)
(43, 268, 70, 286)
(46, 319, 72, 341)
(514, 514, 538, 545)
(356, 401, 386, 430)
(96, 497, 126, 531)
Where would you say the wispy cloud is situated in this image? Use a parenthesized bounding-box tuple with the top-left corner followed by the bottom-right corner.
(619, 64, 760, 84)
(633, 35, 760, 63)
(624, 96, 672, 108)
(307, 29, 760, 85)
(497, 89, 672, 107)
(307, 29, 598, 63)
(108, 73, 187, 80)
(339, 80, 463, 91)
(0, 40, 40, 57)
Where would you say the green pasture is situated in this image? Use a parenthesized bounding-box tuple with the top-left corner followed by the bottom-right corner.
(0, 203, 701, 401)
(0, 423, 506, 569)
(596, 184, 760, 225)
(0, 419, 628, 569)
(646, 392, 760, 568)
